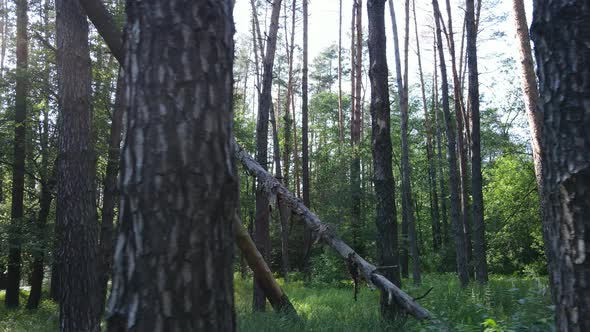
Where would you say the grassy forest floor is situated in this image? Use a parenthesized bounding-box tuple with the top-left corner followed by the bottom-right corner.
(0, 274, 554, 331)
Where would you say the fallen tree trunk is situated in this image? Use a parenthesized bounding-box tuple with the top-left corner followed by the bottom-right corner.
(233, 215, 297, 316)
(234, 142, 431, 320)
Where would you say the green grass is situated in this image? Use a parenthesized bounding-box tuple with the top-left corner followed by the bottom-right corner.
(1, 274, 554, 331)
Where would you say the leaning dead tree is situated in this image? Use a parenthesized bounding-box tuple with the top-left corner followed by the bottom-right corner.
(234, 142, 431, 320)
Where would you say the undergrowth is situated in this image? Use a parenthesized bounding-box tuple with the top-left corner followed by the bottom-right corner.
(0, 274, 554, 331)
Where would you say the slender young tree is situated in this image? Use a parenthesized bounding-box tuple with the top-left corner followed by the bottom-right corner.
(443, 0, 472, 268)
(466, 0, 487, 284)
(511, 0, 542, 190)
(253, 0, 282, 310)
(413, 0, 441, 252)
(337, 0, 344, 144)
(531, 0, 590, 330)
(54, 0, 100, 329)
(26, 0, 52, 309)
(5, 0, 28, 308)
(367, 0, 401, 320)
(97, 69, 125, 313)
(432, 0, 469, 286)
(106, 1, 237, 330)
(350, 0, 363, 254)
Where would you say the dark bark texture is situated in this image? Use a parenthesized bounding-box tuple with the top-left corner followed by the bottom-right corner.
(367, 0, 401, 319)
(5, 0, 28, 308)
(531, 0, 590, 330)
(106, 1, 237, 331)
(55, 0, 100, 330)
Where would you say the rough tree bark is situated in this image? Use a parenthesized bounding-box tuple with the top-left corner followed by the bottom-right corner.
(5, 0, 28, 309)
(466, 0, 488, 284)
(368, 0, 402, 319)
(55, 0, 100, 329)
(432, 0, 469, 286)
(106, 1, 237, 331)
(531, 0, 590, 330)
(254, 0, 282, 310)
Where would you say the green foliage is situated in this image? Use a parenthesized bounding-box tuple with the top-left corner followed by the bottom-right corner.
(3, 274, 553, 331)
(484, 155, 544, 275)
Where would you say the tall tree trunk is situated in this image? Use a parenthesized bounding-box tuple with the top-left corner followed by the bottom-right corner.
(433, 39, 449, 245)
(387, 0, 410, 279)
(55, 0, 99, 329)
(443, 0, 472, 270)
(97, 68, 125, 314)
(283, 0, 296, 189)
(106, 1, 237, 330)
(367, 0, 401, 320)
(466, 0, 487, 284)
(511, 0, 542, 191)
(531, 1, 590, 330)
(5, 0, 28, 309)
(350, 0, 363, 255)
(301, 0, 313, 277)
(432, 0, 469, 286)
(413, 0, 441, 252)
(26, 0, 52, 308)
(254, 0, 282, 311)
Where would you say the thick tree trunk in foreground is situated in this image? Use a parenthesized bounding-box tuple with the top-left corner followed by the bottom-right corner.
(5, 0, 28, 308)
(235, 142, 430, 320)
(106, 1, 237, 331)
(531, 1, 590, 330)
(98, 69, 125, 314)
(432, 0, 469, 286)
(368, 0, 402, 319)
(55, 0, 100, 329)
(254, 0, 282, 311)
(466, 0, 488, 284)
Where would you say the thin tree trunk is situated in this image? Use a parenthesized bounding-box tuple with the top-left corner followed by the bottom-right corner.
(271, 104, 291, 281)
(413, 0, 441, 252)
(5, 0, 28, 309)
(301, 0, 313, 278)
(351, 0, 363, 255)
(283, 0, 296, 189)
(443, 0, 472, 270)
(55, 0, 99, 329)
(254, 0, 282, 311)
(97, 68, 125, 314)
(368, 0, 402, 319)
(466, 0, 487, 284)
(106, 1, 237, 330)
(432, 0, 469, 286)
(26, 0, 52, 308)
(531, 1, 590, 329)
(433, 39, 448, 245)
(511, 0, 542, 191)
